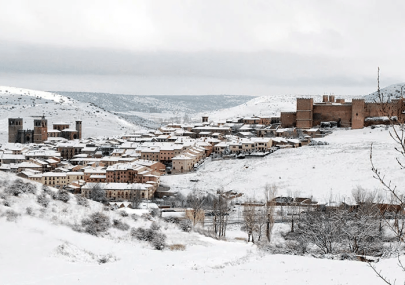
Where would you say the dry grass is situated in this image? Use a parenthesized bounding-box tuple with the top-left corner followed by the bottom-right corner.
(169, 244, 186, 251)
(234, 237, 247, 242)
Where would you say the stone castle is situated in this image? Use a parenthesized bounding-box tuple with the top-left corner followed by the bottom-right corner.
(8, 116, 82, 143)
(280, 95, 405, 129)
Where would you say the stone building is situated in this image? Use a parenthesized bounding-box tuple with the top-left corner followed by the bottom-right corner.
(280, 95, 405, 129)
(8, 116, 82, 143)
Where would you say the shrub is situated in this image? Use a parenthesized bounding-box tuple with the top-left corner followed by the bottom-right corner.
(131, 214, 139, 221)
(163, 216, 180, 224)
(76, 196, 89, 207)
(26, 207, 33, 216)
(56, 189, 70, 203)
(6, 179, 37, 196)
(119, 211, 129, 217)
(5, 210, 19, 222)
(151, 208, 160, 218)
(131, 228, 155, 242)
(150, 222, 161, 231)
(3, 200, 10, 207)
(43, 186, 57, 199)
(112, 219, 130, 231)
(81, 212, 111, 236)
(179, 219, 192, 232)
(151, 232, 167, 250)
(37, 194, 50, 208)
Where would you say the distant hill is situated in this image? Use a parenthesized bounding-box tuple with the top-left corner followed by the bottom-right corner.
(0, 86, 143, 143)
(54, 92, 255, 114)
(364, 83, 405, 102)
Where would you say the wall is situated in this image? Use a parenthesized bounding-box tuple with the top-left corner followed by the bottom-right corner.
(280, 112, 296, 128)
(313, 104, 352, 127)
(351, 99, 365, 129)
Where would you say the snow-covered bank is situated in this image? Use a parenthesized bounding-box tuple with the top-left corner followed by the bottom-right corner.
(162, 127, 402, 203)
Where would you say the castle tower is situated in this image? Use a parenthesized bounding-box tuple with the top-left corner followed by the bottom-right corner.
(34, 115, 48, 143)
(202, 116, 208, 123)
(8, 118, 23, 143)
(296, 98, 314, 129)
(76, 121, 82, 139)
(351, 99, 365, 129)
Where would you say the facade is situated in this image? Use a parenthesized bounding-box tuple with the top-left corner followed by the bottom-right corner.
(281, 96, 405, 129)
(8, 116, 82, 143)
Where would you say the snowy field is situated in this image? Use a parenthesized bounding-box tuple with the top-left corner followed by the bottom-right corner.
(0, 174, 401, 285)
(162, 126, 404, 203)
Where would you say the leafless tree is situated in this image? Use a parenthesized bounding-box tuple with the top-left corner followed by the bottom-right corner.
(242, 200, 258, 243)
(131, 189, 142, 209)
(264, 183, 277, 242)
(186, 190, 206, 228)
(212, 194, 229, 238)
(368, 67, 405, 284)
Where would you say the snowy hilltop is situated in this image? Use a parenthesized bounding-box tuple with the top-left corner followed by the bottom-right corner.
(365, 83, 405, 102)
(0, 86, 142, 143)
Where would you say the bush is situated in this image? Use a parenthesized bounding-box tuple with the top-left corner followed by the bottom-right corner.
(179, 219, 192, 232)
(151, 232, 167, 250)
(112, 219, 130, 231)
(81, 212, 111, 236)
(5, 210, 19, 222)
(26, 207, 33, 216)
(6, 179, 37, 196)
(56, 189, 70, 203)
(163, 216, 180, 224)
(151, 208, 160, 218)
(37, 194, 50, 208)
(3, 200, 10, 207)
(76, 196, 89, 207)
(150, 222, 161, 231)
(131, 227, 155, 242)
(119, 211, 129, 217)
(42, 186, 57, 199)
(131, 214, 139, 221)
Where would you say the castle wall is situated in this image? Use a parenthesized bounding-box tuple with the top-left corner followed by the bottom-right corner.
(296, 98, 313, 129)
(280, 112, 296, 128)
(313, 104, 352, 127)
(351, 99, 365, 129)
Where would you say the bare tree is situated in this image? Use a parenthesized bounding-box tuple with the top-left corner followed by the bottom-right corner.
(368, 68, 405, 284)
(131, 189, 142, 209)
(90, 183, 106, 203)
(186, 190, 206, 229)
(242, 200, 259, 243)
(264, 183, 277, 242)
(212, 193, 230, 238)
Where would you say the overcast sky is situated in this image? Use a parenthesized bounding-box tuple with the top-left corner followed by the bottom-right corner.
(0, 0, 404, 96)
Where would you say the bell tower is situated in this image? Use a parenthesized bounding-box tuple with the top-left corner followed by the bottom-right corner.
(34, 115, 48, 143)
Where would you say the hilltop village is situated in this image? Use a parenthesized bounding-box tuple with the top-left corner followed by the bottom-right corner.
(0, 95, 397, 204)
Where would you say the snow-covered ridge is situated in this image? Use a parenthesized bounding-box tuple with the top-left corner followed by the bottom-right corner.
(365, 83, 405, 102)
(0, 86, 142, 142)
(0, 86, 75, 104)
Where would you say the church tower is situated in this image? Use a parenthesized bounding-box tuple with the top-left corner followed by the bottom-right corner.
(34, 115, 48, 143)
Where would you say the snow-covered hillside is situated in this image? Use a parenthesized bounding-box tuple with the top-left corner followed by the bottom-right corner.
(0, 172, 399, 285)
(0, 86, 141, 143)
(365, 83, 405, 102)
(162, 126, 402, 203)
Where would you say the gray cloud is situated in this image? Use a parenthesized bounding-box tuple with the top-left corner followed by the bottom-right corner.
(0, 0, 404, 95)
